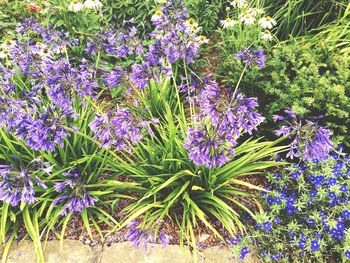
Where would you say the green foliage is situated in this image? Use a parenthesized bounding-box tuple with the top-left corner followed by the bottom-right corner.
(253, 0, 349, 40)
(221, 43, 350, 146)
(108, 78, 286, 252)
(103, 0, 160, 31)
(0, 0, 27, 40)
(234, 152, 350, 262)
(186, 0, 224, 34)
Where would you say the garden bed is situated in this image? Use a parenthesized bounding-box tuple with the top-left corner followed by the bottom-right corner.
(0, 0, 349, 263)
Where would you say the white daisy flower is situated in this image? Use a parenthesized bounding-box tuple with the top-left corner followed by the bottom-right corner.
(151, 10, 163, 22)
(239, 12, 256, 25)
(68, 0, 84, 13)
(186, 18, 199, 32)
(0, 49, 9, 59)
(229, 0, 247, 8)
(259, 16, 277, 29)
(248, 7, 264, 16)
(1, 38, 15, 50)
(260, 29, 273, 41)
(197, 35, 209, 44)
(84, 0, 103, 10)
(220, 17, 236, 28)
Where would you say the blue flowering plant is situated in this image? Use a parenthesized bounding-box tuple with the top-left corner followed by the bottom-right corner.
(232, 148, 350, 262)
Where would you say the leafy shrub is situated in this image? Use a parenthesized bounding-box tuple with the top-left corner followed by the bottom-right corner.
(233, 149, 350, 262)
(186, 0, 224, 34)
(221, 43, 350, 146)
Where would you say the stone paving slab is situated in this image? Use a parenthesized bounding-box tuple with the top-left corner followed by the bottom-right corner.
(3, 240, 257, 263)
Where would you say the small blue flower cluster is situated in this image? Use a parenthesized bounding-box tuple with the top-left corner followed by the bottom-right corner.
(233, 147, 350, 262)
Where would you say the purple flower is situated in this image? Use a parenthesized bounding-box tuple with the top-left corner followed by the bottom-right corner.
(53, 170, 96, 215)
(184, 78, 264, 168)
(130, 64, 151, 90)
(235, 48, 266, 69)
(105, 66, 125, 88)
(15, 107, 74, 152)
(90, 109, 157, 151)
(274, 109, 334, 161)
(0, 160, 49, 207)
(125, 221, 169, 252)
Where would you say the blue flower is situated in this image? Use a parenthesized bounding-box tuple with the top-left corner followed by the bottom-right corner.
(328, 192, 337, 199)
(342, 210, 350, 219)
(230, 235, 242, 246)
(311, 240, 320, 252)
(340, 185, 347, 192)
(263, 221, 271, 231)
(336, 222, 345, 231)
(291, 172, 298, 180)
(286, 207, 295, 215)
(310, 189, 317, 198)
(345, 251, 350, 259)
(240, 246, 249, 260)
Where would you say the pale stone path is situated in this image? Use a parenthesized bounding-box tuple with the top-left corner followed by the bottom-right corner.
(4, 240, 258, 263)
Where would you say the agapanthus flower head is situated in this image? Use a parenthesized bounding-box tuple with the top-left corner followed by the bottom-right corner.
(130, 63, 151, 90)
(90, 108, 158, 151)
(53, 169, 95, 215)
(0, 160, 50, 207)
(185, 77, 264, 168)
(235, 48, 266, 69)
(105, 65, 125, 88)
(184, 121, 236, 168)
(45, 59, 97, 109)
(125, 221, 170, 252)
(15, 107, 75, 152)
(274, 109, 334, 161)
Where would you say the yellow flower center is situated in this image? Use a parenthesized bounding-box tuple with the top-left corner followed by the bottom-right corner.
(3, 49, 8, 54)
(73, 0, 78, 3)
(225, 18, 232, 22)
(200, 36, 206, 41)
(266, 16, 271, 21)
(188, 18, 195, 25)
(4, 39, 12, 45)
(264, 29, 270, 33)
(155, 10, 162, 16)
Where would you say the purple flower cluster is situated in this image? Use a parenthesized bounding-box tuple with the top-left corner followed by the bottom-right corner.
(89, 108, 158, 150)
(235, 48, 266, 69)
(14, 107, 75, 152)
(274, 109, 334, 161)
(44, 59, 97, 110)
(125, 221, 170, 252)
(0, 160, 50, 206)
(0, 19, 97, 152)
(53, 169, 96, 215)
(85, 19, 143, 58)
(184, 78, 264, 168)
(86, 0, 200, 91)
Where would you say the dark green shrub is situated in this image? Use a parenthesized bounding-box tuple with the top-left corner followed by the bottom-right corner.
(221, 43, 350, 146)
